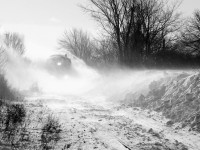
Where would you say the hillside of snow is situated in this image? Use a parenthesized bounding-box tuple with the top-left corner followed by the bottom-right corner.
(124, 71, 200, 132)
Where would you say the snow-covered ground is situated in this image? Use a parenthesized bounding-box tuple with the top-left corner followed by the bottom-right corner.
(14, 95, 198, 150)
(2, 69, 200, 150)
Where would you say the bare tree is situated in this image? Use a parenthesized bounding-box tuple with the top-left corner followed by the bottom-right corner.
(182, 10, 200, 55)
(3, 32, 25, 55)
(0, 32, 25, 71)
(137, 0, 181, 57)
(59, 29, 94, 64)
(82, 0, 137, 64)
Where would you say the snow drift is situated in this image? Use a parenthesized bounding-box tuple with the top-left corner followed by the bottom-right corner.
(124, 71, 200, 132)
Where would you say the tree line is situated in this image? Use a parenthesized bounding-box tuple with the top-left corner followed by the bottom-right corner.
(59, 0, 200, 69)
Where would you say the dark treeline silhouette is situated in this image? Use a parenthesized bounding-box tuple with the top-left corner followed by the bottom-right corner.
(59, 0, 200, 69)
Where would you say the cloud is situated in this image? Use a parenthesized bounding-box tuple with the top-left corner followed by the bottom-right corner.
(49, 17, 62, 24)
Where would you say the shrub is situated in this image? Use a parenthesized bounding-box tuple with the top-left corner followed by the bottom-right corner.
(40, 115, 62, 150)
(0, 102, 26, 147)
(4, 104, 26, 130)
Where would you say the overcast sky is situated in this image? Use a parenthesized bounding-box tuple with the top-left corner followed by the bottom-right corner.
(0, 0, 199, 59)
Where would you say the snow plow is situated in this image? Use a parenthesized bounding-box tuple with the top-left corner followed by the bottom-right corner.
(46, 54, 72, 77)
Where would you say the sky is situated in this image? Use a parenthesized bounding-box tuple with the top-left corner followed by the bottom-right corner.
(0, 0, 97, 60)
(0, 0, 199, 60)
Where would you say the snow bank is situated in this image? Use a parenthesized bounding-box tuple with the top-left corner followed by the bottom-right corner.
(124, 71, 200, 132)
